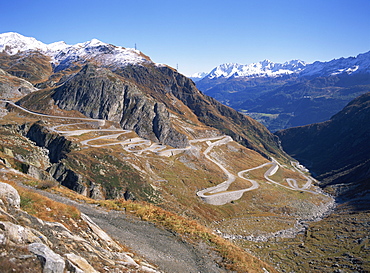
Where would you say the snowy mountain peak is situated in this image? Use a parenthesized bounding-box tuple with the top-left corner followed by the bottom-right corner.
(203, 51, 370, 80)
(0, 32, 152, 69)
(76, 38, 108, 49)
(188, 71, 208, 82)
(47, 41, 69, 51)
(0, 32, 49, 54)
(207, 59, 307, 79)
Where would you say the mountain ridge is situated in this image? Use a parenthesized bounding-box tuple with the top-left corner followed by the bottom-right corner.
(276, 91, 370, 209)
(196, 51, 370, 80)
(195, 50, 370, 132)
(0, 32, 286, 159)
(0, 32, 152, 71)
(0, 32, 368, 272)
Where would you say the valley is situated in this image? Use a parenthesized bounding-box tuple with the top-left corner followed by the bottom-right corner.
(0, 96, 336, 272)
(3, 99, 318, 206)
(0, 32, 369, 273)
(195, 53, 370, 132)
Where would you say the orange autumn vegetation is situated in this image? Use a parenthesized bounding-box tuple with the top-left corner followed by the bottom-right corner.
(52, 186, 277, 273)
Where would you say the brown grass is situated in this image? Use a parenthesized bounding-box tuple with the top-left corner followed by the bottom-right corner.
(50, 185, 276, 273)
(98, 199, 277, 272)
(1, 180, 81, 231)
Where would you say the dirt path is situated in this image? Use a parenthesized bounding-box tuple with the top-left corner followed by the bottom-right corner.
(37, 189, 227, 273)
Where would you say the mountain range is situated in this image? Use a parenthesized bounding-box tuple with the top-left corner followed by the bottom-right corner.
(0, 32, 369, 272)
(0, 32, 285, 159)
(194, 51, 370, 132)
(195, 52, 370, 80)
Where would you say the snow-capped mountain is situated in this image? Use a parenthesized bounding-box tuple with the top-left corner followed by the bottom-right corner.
(300, 51, 370, 77)
(202, 51, 370, 80)
(188, 72, 207, 82)
(207, 60, 306, 79)
(0, 32, 51, 54)
(0, 32, 152, 70)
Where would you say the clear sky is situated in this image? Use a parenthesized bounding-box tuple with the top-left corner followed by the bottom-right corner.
(1, 0, 370, 76)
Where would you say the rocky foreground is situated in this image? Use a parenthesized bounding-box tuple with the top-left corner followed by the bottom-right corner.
(0, 181, 161, 272)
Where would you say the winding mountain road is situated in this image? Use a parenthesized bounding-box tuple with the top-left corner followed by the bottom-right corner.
(2, 99, 317, 206)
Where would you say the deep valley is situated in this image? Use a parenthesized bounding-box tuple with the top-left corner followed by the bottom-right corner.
(0, 32, 369, 273)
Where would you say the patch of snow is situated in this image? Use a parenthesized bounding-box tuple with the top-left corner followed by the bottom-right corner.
(0, 32, 152, 69)
(331, 65, 359, 75)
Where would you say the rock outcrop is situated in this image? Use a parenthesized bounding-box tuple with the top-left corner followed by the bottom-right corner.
(0, 182, 20, 208)
(0, 68, 36, 99)
(28, 243, 65, 273)
(0, 182, 160, 273)
(25, 122, 74, 163)
(51, 64, 189, 148)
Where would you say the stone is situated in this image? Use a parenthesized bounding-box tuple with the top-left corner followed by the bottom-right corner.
(0, 221, 41, 244)
(80, 213, 122, 251)
(65, 253, 98, 273)
(3, 147, 14, 157)
(0, 182, 20, 208)
(112, 252, 138, 267)
(65, 259, 84, 273)
(0, 232, 6, 245)
(28, 243, 65, 273)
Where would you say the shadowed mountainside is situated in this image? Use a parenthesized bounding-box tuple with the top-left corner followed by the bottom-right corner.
(276, 92, 370, 209)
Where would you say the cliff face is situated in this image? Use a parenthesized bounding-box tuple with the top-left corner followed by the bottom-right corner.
(0, 68, 36, 99)
(51, 64, 188, 148)
(25, 122, 74, 163)
(114, 64, 285, 159)
(1, 42, 288, 159)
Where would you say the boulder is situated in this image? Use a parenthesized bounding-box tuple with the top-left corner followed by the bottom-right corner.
(65, 253, 98, 273)
(28, 242, 65, 273)
(0, 182, 20, 208)
(0, 221, 42, 244)
(80, 213, 122, 251)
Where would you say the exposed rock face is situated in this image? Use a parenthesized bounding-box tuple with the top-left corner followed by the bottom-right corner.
(0, 68, 36, 98)
(48, 162, 88, 194)
(0, 181, 161, 273)
(0, 182, 20, 208)
(25, 122, 74, 163)
(65, 253, 98, 273)
(51, 64, 188, 148)
(28, 243, 65, 273)
(1, 221, 43, 245)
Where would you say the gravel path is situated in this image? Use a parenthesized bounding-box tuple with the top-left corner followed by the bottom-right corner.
(38, 190, 227, 273)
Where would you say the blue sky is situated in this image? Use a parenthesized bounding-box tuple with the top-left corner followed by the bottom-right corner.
(1, 0, 370, 76)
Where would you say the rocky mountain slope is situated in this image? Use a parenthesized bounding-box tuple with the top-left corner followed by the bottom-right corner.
(0, 93, 284, 273)
(0, 32, 285, 159)
(0, 180, 163, 273)
(196, 51, 370, 131)
(276, 92, 370, 209)
(1, 32, 368, 272)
